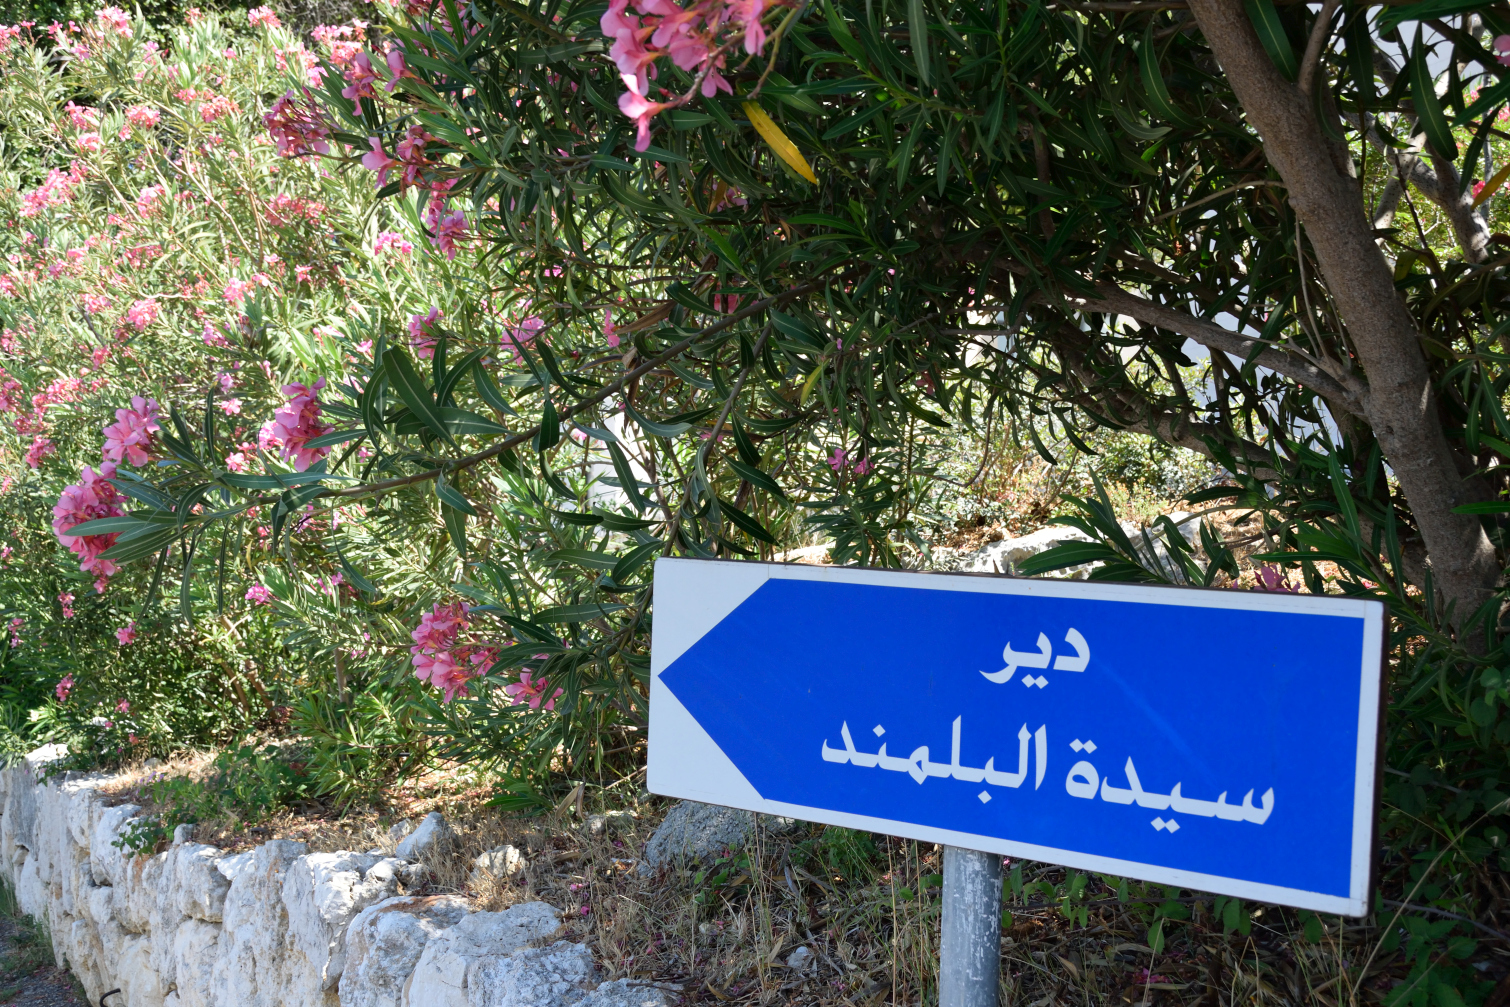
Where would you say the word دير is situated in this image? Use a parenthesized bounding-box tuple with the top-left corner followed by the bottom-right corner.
(981, 628, 1089, 688)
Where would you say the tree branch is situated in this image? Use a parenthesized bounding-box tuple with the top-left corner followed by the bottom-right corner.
(1298, 0, 1341, 96)
(1064, 283, 1370, 414)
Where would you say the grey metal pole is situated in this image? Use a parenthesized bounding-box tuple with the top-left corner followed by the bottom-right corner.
(939, 846, 1003, 1007)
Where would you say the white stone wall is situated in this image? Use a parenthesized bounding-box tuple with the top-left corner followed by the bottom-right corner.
(0, 746, 670, 1007)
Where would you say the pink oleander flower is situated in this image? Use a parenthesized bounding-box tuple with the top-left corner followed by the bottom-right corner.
(223, 278, 253, 305)
(25, 435, 55, 469)
(413, 649, 479, 702)
(396, 125, 436, 188)
(505, 671, 563, 711)
(115, 624, 136, 646)
(852, 457, 873, 476)
(262, 379, 333, 472)
(264, 90, 332, 158)
(64, 101, 98, 129)
(411, 601, 468, 654)
(1496, 34, 1510, 66)
(203, 323, 231, 349)
(341, 51, 381, 100)
(245, 583, 272, 605)
(384, 46, 415, 91)
(409, 306, 442, 358)
(618, 89, 669, 152)
(374, 230, 412, 254)
(1253, 563, 1297, 593)
(361, 137, 398, 186)
(125, 298, 158, 330)
(199, 93, 238, 123)
(225, 451, 248, 472)
(248, 5, 280, 27)
(218, 398, 242, 415)
(82, 291, 112, 314)
(96, 6, 131, 37)
(125, 104, 160, 129)
(115, 697, 131, 713)
(1474, 181, 1487, 200)
(728, 0, 768, 54)
(101, 396, 160, 466)
(58, 591, 75, 619)
(55, 674, 73, 702)
(76, 131, 102, 153)
(430, 207, 467, 260)
(826, 447, 847, 471)
(604, 307, 619, 348)
(7, 617, 22, 649)
(502, 315, 544, 362)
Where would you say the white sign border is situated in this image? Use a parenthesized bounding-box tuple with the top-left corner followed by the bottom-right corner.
(649, 557, 1386, 917)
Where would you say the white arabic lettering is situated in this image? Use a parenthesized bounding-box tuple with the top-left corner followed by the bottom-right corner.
(981, 629, 1090, 684)
(1062, 755, 1274, 824)
(821, 717, 1043, 790)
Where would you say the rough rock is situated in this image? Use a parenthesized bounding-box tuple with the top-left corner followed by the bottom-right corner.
(471, 845, 525, 881)
(942, 512, 1195, 578)
(578, 979, 672, 1007)
(210, 838, 308, 1007)
(283, 851, 403, 997)
(395, 812, 451, 861)
(340, 895, 472, 1007)
(405, 903, 565, 1006)
(639, 800, 797, 873)
(412, 940, 598, 1007)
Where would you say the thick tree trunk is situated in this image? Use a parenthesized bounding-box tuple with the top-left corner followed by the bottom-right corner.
(1186, 0, 1499, 624)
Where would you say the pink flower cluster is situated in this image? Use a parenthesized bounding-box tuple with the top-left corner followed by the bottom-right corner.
(374, 231, 412, 255)
(260, 379, 332, 472)
(52, 462, 125, 592)
(125, 298, 158, 330)
(102, 396, 160, 466)
(505, 670, 563, 711)
(409, 602, 497, 702)
(25, 435, 55, 469)
(409, 306, 442, 358)
(601, 0, 774, 150)
(125, 104, 160, 129)
(1495, 34, 1510, 66)
(264, 90, 332, 158)
(20, 163, 85, 217)
(96, 6, 131, 37)
(248, 5, 280, 27)
(55, 674, 73, 702)
(115, 622, 136, 645)
(245, 583, 272, 605)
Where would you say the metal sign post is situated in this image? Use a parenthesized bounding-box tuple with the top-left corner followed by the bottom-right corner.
(940, 846, 1003, 1007)
(648, 558, 1386, 1001)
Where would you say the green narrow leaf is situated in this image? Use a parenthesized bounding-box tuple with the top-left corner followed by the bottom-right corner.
(718, 497, 778, 545)
(475, 368, 518, 416)
(1140, 25, 1196, 123)
(728, 458, 789, 500)
(1410, 28, 1457, 159)
(535, 392, 560, 452)
(1245, 0, 1298, 80)
(611, 541, 663, 582)
(908, 0, 930, 84)
(385, 348, 457, 447)
(442, 504, 469, 556)
(606, 441, 652, 511)
(732, 420, 761, 467)
(436, 476, 478, 515)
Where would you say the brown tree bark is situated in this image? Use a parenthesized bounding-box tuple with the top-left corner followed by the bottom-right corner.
(1186, 0, 1499, 625)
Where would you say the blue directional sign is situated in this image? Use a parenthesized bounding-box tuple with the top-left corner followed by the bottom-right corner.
(648, 558, 1385, 916)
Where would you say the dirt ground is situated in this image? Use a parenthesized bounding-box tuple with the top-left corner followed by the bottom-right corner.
(0, 912, 86, 1007)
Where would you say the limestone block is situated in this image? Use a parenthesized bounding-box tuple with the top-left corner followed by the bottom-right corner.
(463, 941, 599, 1007)
(470, 845, 525, 882)
(578, 980, 672, 1007)
(339, 895, 472, 1007)
(282, 851, 400, 1000)
(16, 851, 45, 918)
(166, 917, 220, 1007)
(215, 849, 255, 883)
(91, 803, 140, 887)
(395, 812, 451, 862)
(120, 851, 166, 933)
(404, 903, 566, 1007)
(169, 843, 230, 922)
(114, 932, 168, 1007)
(210, 838, 307, 1007)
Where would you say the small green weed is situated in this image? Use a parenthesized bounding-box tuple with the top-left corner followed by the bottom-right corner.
(113, 744, 318, 855)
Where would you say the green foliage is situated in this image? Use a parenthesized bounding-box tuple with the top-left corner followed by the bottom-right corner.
(112, 743, 316, 854)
